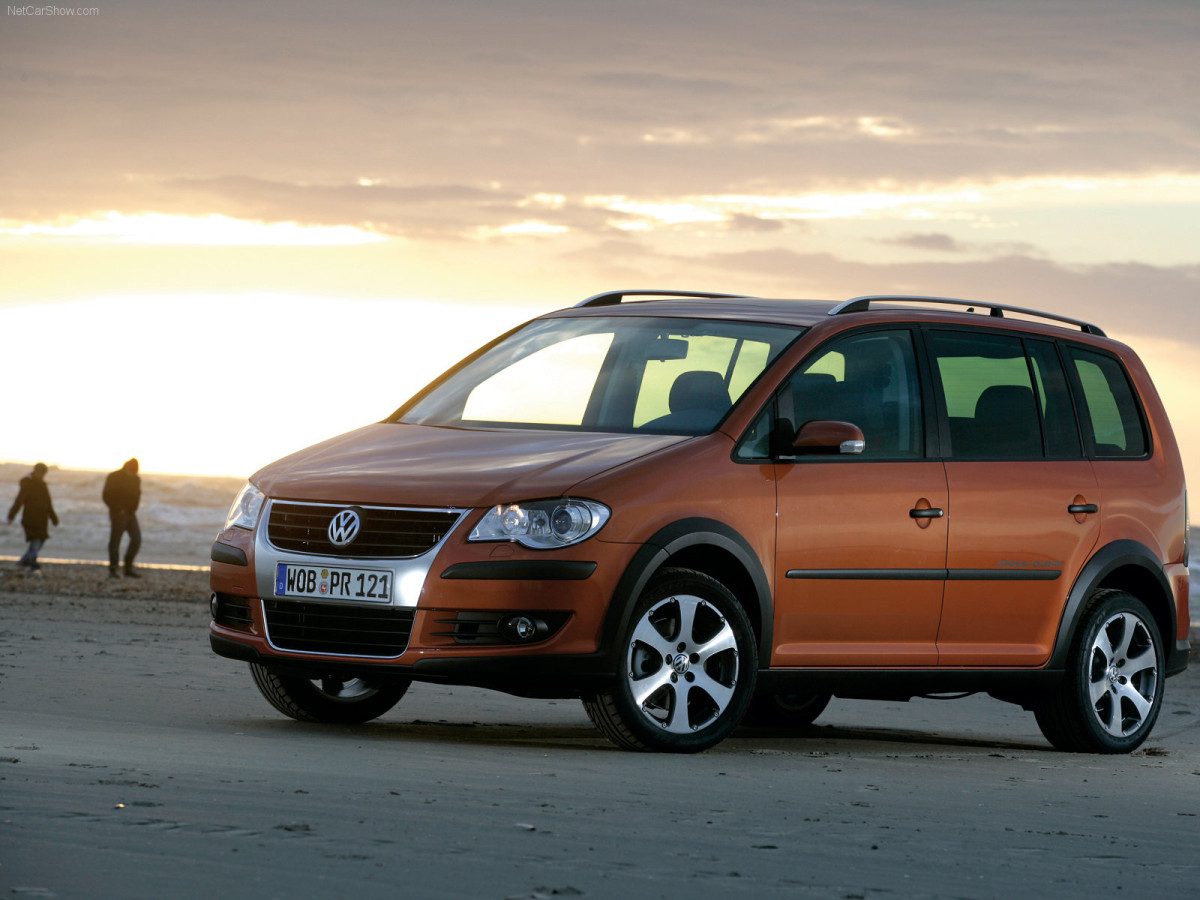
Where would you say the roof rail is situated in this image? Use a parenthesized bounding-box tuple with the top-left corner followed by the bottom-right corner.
(829, 294, 1105, 336)
(575, 289, 752, 308)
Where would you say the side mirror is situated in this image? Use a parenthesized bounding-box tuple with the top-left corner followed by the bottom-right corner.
(793, 420, 865, 455)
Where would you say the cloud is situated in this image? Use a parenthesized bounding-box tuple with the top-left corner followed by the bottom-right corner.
(2, 1, 1198, 330)
(167, 177, 524, 239)
(582, 71, 753, 99)
(881, 232, 1049, 257)
(678, 247, 1200, 345)
(4, 0, 1199, 212)
(884, 233, 967, 253)
(0, 212, 386, 246)
(725, 214, 788, 233)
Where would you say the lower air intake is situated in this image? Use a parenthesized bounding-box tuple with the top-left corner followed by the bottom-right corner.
(263, 600, 414, 657)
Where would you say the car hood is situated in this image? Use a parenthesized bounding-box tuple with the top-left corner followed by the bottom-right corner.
(252, 422, 691, 508)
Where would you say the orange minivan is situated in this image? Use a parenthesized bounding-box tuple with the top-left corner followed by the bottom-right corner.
(210, 291, 1190, 753)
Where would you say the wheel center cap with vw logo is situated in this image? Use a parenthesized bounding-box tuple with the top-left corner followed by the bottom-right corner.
(327, 508, 363, 547)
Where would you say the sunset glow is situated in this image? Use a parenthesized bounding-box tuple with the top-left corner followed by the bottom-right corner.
(1, 0, 1197, 498)
(1, 213, 387, 246)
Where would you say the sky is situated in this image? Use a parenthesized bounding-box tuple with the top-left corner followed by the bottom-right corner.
(1, 0, 1198, 492)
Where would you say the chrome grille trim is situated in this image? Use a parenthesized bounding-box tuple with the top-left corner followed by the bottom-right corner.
(252, 499, 470, 610)
(266, 500, 465, 559)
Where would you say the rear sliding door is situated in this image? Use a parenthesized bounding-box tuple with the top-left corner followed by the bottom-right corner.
(929, 330, 1100, 666)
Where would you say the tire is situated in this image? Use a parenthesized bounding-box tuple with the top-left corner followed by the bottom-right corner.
(1034, 590, 1164, 753)
(583, 567, 757, 753)
(249, 663, 411, 724)
(745, 691, 831, 728)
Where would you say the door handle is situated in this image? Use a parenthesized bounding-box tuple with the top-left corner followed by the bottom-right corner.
(909, 507, 945, 519)
(1068, 503, 1098, 515)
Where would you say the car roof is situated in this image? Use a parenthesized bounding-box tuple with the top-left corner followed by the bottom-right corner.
(543, 290, 1106, 337)
(546, 295, 835, 327)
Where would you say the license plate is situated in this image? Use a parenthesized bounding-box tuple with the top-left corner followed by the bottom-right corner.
(275, 563, 392, 602)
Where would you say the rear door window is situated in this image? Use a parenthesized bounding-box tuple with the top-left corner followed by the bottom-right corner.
(1026, 339, 1082, 458)
(929, 331, 1046, 459)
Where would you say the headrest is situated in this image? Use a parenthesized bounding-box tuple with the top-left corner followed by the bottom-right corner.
(670, 371, 731, 413)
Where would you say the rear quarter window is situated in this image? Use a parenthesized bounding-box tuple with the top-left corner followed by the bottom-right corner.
(1068, 347, 1147, 457)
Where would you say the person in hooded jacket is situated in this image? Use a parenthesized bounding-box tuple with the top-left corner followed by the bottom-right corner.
(103, 458, 142, 578)
(6, 462, 59, 572)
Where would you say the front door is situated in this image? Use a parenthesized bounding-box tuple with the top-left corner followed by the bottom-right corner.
(768, 328, 948, 667)
(774, 462, 949, 666)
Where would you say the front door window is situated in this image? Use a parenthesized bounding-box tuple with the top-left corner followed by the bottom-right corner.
(783, 329, 924, 458)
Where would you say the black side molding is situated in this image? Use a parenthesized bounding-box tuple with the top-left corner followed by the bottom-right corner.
(440, 561, 597, 581)
(786, 568, 945, 580)
(948, 568, 1061, 581)
(786, 568, 1061, 581)
(211, 541, 248, 567)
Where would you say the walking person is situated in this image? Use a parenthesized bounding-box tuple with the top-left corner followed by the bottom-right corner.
(6, 462, 59, 573)
(103, 458, 142, 578)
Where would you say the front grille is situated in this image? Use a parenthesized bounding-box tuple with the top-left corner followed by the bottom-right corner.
(264, 600, 415, 657)
(267, 501, 462, 559)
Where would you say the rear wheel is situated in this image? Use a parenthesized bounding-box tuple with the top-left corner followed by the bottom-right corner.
(583, 568, 757, 753)
(249, 663, 410, 724)
(1034, 590, 1163, 753)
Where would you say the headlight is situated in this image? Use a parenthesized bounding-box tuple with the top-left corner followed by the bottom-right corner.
(469, 498, 610, 549)
(224, 481, 265, 531)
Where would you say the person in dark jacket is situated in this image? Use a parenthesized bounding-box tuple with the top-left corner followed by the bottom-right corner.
(6, 462, 58, 572)
(103, 458, 142, 578)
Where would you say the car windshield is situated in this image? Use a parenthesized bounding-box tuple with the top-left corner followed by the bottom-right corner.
(396, 315, 805, 434)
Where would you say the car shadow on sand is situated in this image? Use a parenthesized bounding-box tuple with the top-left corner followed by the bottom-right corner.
(228, 715, 1052, 755)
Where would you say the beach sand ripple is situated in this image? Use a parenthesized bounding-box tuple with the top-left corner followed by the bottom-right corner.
(1, 562, 207, 603)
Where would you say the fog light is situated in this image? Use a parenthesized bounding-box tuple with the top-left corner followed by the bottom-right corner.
(209, 592, 220, 619)
(499, 614, 544, 643)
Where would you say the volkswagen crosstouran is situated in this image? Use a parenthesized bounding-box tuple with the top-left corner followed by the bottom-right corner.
(210, 291, 1190, 753)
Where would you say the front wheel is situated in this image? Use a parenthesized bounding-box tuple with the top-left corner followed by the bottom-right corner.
(249, 663, 410, 724)
(583, 568, 758, 753)
(1034, 590, 1164, 753)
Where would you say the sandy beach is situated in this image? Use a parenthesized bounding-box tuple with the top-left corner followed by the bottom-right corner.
(3, 570, 1198, 898)
(2, 465, 1198, 898)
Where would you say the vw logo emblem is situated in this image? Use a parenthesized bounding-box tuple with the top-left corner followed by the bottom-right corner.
(327, 509, 362, 547)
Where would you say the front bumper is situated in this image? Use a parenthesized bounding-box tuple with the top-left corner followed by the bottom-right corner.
(209, 630, 615, 698)
(209, 509, 641, 690)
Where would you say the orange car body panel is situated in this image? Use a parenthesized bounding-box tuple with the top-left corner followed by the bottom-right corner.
(936, 460, 1101, 665)
(772, 460, 948, 667)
